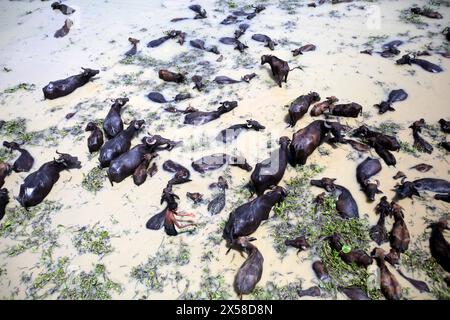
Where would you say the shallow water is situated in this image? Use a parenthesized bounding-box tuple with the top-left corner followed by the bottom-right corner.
(0, 0, 449, 300)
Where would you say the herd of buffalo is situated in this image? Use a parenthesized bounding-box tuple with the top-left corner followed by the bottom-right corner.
(0, 1, 449, 300)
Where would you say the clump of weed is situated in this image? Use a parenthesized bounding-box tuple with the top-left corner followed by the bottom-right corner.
(402, 244, 450, 299)
(251, 280, 303, 300)
(363, 35, 389, 48)
(227, 0, 237, 8)
(399, 8, 427, 26)
(27, 258, 121, 299)
(428, 0, 450, 7)
(183, 267, 231, 300)
(422, 123, 446, 144)
(268, 164, 378, 298)
(278, 0, 302, 14)
(0, 148, 13, 163)
(131, 248, 172, 292)
(110, 71, 144, 86)
(0, 202, 63, 257)
(0, 267, 6, 284)
(59, 264, 122, 300)
(175, 242, 191, 266)
(2, 83, 35, 94)
(0, 119, 70, 146)
(72, 225, 113, 256)
(269, 164, 324, 255)
(399, 141, 419, 157)
(0, 118, 28, 139)
(82, 167, 106, 193)
(375, 120, 403, 136)
(131, 243, 192, 293)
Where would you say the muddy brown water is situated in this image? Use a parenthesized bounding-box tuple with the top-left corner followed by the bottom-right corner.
(0, 0, 449, 299)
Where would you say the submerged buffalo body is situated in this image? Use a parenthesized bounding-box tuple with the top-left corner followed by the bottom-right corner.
(17, 152, 81, 208)
(289, 120, 343, 165)
(223, 186, 287, 245)
(395, 178, 450, 199)
(311, 178, 359, 219)
(43, 68, 99, 100)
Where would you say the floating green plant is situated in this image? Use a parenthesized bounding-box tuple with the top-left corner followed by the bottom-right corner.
(81, 167, 106, 193)
(72, 225, 113, 255)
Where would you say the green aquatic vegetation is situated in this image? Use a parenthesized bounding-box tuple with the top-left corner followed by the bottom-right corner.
(0, 118, 27, 138)
(422, 123, 446, 144)
(33, 126, 69, 146)
(183, 267, 231, 300)
(399, 9, 427, 26)
(131, 243, 193, 293)
(329, 10, 342, 19)
(2, 83, 35, 94)
(399, 141, 419, 157)
(119, 56, 136, 65)
(121, 54, 162, 67)
(0, 119, 70, 146)
(110, 71, 144, 86)
(273, 201, 290, 221)
(131, 249, 172, 292)
(307, 201, 374, 297)
(201, 250, 215, 262)
(421, 5, 438, 14)
(0, 202, 63, 257)
(271, 221, 299, 255)
(146, 111, 160, 122)
(0, 267, 7, 286)
(72, 226, 113, 256)
(227, 180, 252, 209)
(376, 120, 403, 136)
(428, 0, 450, 6)
(175, 242, 191, 266)
(402, 246, 450, 300)
(0, 148, 13, 163)
(233, 53, 255, 69)
(28, 258, 121, 300)
(317, 146, 331, 156)
(251, 280, 303, 300)
(316, 242, 375, 296)
(81, 167, 106, 193)
(121, 50, 204, 74)
(5, 228, 59, 257)
(227, 0, 237, 8)
(363, 35, 389, 48)
(0, 201, 62, 238)
(59, 264, 122, 300)
(28, 256, 70, 298)
(268, 164, 376, 298)
(269, 164, 325, 255)
(278, 0, 302, 14)
(207, 229, 224, 246)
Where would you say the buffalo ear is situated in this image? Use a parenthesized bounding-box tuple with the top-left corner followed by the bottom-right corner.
(146, 137, 157, 145)
(412, 188, 420, 197)
(377, 189, 383, 194)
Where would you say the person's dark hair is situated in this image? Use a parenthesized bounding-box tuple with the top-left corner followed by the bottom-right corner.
(168, 201, 178, 210)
